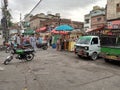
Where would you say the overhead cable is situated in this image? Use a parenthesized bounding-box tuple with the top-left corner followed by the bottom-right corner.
(25, 0, 43, 19)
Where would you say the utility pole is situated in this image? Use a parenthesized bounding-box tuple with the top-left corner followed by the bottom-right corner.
(18, 13, 22, 34)
(1, 0, 9, 42)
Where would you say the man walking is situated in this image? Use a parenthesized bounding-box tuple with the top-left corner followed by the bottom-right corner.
(30, 34, 37, 51)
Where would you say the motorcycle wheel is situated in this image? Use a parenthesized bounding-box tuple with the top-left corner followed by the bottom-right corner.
(4, 56, 13, 65)
(26, 53, 34, 61)
(42, 46, 48, 50)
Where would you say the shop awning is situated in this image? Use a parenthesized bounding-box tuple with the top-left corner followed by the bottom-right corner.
(36, 27, 47, 32)
(51, 30, 68, 35)
(24, 29, 35, 35)
(86, 26, 104, 33)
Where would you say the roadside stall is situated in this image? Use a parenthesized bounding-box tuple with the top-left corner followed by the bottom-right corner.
(36, 26, 51, 43)
(51, 30, 69, 49)
(68, 30, 83, 51)
(55, 24, 74, 51)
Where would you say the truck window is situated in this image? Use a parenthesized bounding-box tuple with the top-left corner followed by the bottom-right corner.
(100, 36, 116, 46)
(91, 38, 98, 44)
(77, 37, 91, 44)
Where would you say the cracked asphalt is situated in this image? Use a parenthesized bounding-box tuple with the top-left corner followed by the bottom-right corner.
(0, 47, 120, 90)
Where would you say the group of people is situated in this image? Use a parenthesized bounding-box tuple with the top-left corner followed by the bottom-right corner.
(4, 33, 53, 51)
(9, 34, 37, 50)
(56, 35, 79, 51)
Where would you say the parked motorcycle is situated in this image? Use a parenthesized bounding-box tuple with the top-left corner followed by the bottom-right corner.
(4, 48, 35, 65)
(36, 43, 48, 50)
(5, 43, 33, 53)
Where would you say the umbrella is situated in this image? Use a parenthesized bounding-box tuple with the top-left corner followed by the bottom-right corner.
(55, 24, 74, 31)
(51, 30, 68, 35)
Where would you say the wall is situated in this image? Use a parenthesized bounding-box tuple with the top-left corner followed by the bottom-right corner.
(91, 15, 106, 29)
(107, 0, 120, 20)
(84, 14, 91, 31)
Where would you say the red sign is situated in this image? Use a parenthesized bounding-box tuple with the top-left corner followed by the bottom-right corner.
(107, 20, 120, 29)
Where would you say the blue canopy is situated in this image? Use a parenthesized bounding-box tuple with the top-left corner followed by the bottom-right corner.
(55, 24, 74, 31)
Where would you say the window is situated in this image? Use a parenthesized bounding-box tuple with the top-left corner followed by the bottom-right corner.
(97, 17, 101, 21)
(91, 38, 98, 44)
(85, 19, 89, 24)
(116, 3, 120, 12)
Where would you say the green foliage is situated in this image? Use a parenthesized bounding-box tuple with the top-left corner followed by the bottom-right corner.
(8, 21, 13, 27)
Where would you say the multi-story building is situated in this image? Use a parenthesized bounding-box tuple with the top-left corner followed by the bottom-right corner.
(30, 13, 48, 29)
(107, 0, 120, 32)
(91, 6, 106, 29)
(29, 13, 83, 30)
(107, 0, 120, 20)
(84, 6, 106, 33)
(84, 14, 91, 31)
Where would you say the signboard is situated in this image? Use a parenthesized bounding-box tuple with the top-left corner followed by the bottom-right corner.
(107, 20, 120, 29)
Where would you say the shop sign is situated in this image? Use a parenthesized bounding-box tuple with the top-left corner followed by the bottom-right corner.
(107, 20, 120, 29)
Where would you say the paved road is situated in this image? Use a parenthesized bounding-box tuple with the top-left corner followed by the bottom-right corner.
(0, 48, 120, 90)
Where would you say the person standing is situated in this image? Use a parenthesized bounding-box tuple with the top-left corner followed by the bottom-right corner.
(49, 36, 52, 46)
(56, 38, 60, 51)
(30, 34, 37, 51)
(16, 34, 21, 46)
(38, 36, 43, 44)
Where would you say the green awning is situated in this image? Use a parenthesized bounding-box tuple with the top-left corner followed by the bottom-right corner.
(24, 29, 35, 35)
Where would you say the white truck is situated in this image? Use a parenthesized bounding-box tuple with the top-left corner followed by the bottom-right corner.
(74, 36, 101, 60)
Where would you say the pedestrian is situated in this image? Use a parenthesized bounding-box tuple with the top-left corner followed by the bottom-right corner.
(20, 34, 25, 45)
(30, 34, 37, 51)
(56, 37, 62, 51)
(49, 36, 52, 46)
(56, 38, 60, 51)
(16, 34, 21, 46)
(38, 35, 43, 44)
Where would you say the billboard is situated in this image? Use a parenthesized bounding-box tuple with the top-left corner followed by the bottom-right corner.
(107, 20, 120, 29)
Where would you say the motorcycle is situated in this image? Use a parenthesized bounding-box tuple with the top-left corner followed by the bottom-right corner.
(5, 43, 33, 53)
(4, 48, 35, 65)
(36, 42, 48, 50)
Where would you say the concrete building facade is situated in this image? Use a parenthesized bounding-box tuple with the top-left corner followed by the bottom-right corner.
(106, 0, 120, 34)
(84, 14, 91, 31)
(29, 13, 83, 30)
(84, 6, 106, 32)
(107, 0, 120, 20)
(90, 6, 106, 29)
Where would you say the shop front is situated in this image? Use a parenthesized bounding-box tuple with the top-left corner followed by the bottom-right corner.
(107, 19, 120, 36)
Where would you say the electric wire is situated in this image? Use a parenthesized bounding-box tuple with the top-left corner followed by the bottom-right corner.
(24, 0, 43, 19)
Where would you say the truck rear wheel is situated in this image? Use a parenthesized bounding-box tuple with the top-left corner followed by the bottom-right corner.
(77, 55, 81, 58)
(104, 58, 110, 62)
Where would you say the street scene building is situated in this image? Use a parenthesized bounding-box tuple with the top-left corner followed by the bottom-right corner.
(29, 13, 83, 30)
(84, 14, 91, 32)
(90, 6, 106, 29)
(106, 0, 120, 35)
(84, 6, 106, 33)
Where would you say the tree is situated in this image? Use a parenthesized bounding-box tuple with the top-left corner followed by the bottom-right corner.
(6, 10, 13, 27)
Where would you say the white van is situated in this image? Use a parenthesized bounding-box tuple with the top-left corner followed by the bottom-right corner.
(74, 36, 101, 60)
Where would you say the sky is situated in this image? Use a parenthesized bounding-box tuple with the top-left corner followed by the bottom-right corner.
(0, 0, 107, 23)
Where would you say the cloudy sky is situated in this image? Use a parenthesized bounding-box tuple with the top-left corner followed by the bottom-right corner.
(0, 0, 107, 22)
